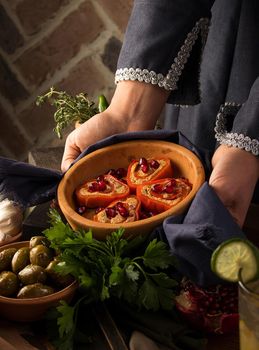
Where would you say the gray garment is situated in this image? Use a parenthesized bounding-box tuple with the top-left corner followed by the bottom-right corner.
(117, 0, 259, 154)
(164, 0, 259, 152)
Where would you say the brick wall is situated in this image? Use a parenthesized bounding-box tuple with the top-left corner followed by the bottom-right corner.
(0, 0, 133, 160)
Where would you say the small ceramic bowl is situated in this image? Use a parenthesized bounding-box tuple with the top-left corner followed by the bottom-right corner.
(0, 241, 77, 322)
(58, 140, 205, 240)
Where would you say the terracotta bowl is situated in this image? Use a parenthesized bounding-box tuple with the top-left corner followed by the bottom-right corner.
(0, 231, 22, 248)
(0, 241, 77, 322)
(58, 140, 205, 240)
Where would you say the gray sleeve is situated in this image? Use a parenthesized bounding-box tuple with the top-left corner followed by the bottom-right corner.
(115, 0, 215, 105)
(215, 77, 259, 156)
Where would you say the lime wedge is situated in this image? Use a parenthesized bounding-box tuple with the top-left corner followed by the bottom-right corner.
(211, 238, 259, 283)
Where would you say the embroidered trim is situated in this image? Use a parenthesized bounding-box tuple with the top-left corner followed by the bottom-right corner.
(214, 102, 259, 156)
(115, 17, 209, 91)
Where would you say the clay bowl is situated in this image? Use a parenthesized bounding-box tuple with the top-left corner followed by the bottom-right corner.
(58, 140, 205, 240)
(0, 241, 77, 322)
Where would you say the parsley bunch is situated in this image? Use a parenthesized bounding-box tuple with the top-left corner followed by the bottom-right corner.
(43, 209, 178, 348)
(36, 87, 108, 138)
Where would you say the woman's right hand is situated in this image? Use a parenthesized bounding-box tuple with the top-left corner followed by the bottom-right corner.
(61, 109, 123, 172)
(61, 81, 170, 172)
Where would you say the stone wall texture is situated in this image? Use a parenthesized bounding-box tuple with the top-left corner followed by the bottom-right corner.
(0, 0, 133, 160)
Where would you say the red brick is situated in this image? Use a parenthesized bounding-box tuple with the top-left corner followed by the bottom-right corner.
(16, 0, 69, 35)
(0, 4, 24, 54)
(16, 1, 105, 87)
(0, 104, 31, 160)
(57, 56, 111, 97)
(18, 100, 56, 143)
(0, 56, 29, 105)
(97, 0, 133, 32)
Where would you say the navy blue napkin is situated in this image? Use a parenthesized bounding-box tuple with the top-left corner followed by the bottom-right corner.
(162, 182, 245, 286)
(0, 129, 245, 286)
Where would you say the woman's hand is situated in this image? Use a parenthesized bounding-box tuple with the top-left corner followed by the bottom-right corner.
(209, 145, 259, 227)
(61, 81, 170, 172)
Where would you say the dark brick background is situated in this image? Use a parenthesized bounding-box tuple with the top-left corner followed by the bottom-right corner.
(0, 0, 133, 161)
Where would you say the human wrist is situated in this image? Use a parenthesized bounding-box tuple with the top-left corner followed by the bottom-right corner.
(212, 145, 259, 176)
(108, 81, 170, 131)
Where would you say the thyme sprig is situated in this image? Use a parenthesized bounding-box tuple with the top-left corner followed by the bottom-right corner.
(36, 87, 108, 139)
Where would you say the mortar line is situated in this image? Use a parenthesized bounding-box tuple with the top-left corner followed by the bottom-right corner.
(1, 0, 28, 40)
(90, 0, 124, 41)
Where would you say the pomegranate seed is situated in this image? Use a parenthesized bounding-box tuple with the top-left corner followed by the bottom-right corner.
(88, 182, 99, 192)
(115, 202, 124, 208)
(77, 206, 86, 215)
(150, 159, 159, 169)
(117, 205, 129, 218)
(105, 207, 117, 218)
(165, 184, 175, 193)
(95, 207, 104, 213)
(116, 167, 127, 178)
(139, 157, 148, 166)
(152, 184, 163, 193)
(139, 212, 149, 219)
(107, 168, 116, 177)
(97, 180, 107, 191)
(96, 175, 105, 182)
(140, 164, 149, 173)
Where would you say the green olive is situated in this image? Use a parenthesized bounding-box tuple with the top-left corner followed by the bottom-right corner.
(0, 271, 19, 297)
(18, 264, 47, 285)
(45, 260, 74, 287)
(11, 247, 30, 274)
(29, 236, 50, 249)
(0, 248, 17, 272)
(17, 283, 55, 298)
(29, 245, 54, 268)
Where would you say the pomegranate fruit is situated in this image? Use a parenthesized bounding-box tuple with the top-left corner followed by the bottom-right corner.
(175, 278, 239, 334)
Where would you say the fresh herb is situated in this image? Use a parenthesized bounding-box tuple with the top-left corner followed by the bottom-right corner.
(43, 209, 178, 349)
(36, 87, 109, 138)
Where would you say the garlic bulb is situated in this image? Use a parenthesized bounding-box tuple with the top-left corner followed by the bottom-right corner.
(0, 197, 23, 242)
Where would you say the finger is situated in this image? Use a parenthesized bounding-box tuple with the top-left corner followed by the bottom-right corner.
(61, 137, 81, 173)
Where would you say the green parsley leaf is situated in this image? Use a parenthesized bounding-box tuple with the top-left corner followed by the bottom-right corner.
(56, 301, 75, 338)
(138, 279, 160, 311)
(143, 239, 176, 271)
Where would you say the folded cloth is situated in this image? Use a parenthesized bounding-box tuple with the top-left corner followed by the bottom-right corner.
(161, 182, 245, 286)
(0, 157, 62, 208)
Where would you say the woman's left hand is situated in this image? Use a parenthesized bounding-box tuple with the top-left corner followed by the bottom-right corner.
(209, 145, 259, 227)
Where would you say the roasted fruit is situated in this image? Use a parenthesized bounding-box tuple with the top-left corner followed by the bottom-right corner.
(94, 195, 141, 224)
(76, 174, 130, 208)
(175, 278, 239, 334)
(127, 157, 173, 191)
(136, 177, 192, 213)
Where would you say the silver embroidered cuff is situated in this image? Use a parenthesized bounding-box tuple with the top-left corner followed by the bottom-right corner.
(115, 17, 209, 91)
(214, 102, 259, 156)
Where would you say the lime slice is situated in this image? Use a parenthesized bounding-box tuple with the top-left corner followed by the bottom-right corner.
(211, 238, 259, 283)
